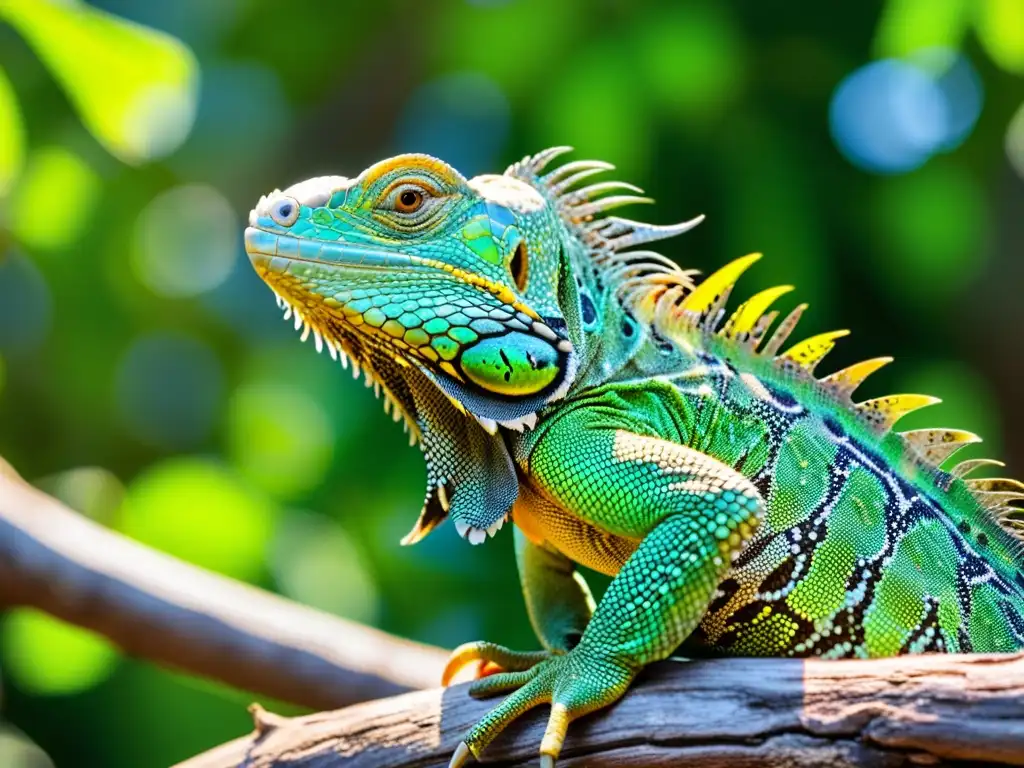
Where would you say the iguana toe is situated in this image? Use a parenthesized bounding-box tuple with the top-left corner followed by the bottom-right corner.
(442, 640, 551, 686)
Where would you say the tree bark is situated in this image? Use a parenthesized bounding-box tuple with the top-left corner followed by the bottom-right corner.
(0, 456, 446, 710)
(177, 652, 1024, 767)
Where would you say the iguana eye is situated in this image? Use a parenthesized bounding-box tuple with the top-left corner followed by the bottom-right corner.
(270, 197, 299, 226)
(395, 188, 424, 213)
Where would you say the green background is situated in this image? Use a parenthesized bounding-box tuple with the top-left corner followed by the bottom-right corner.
(0, 0, 1022, 765)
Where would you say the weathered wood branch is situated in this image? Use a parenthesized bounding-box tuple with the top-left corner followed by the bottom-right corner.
(178, 652, 1024, 768)
(0, 456, 446, 710)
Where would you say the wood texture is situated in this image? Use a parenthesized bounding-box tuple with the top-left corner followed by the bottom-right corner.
(178, 652, 1024, 767)
(0, 457, 447, 710)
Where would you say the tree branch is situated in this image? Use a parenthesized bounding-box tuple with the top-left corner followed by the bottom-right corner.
(0, 456, 447, 710)
(177, 652, 1024, 767)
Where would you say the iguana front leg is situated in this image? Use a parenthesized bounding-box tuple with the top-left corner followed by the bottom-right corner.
(448, 408, 765, 767)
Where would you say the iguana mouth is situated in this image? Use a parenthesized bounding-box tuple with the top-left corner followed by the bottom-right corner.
(245, 228, 436, 272)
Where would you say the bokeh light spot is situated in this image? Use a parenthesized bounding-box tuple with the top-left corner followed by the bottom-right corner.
(9, 147, 101, 250)
(0, 251, 52, 355)
(271, 512, 379, 624)
(434, 0, 578, 96)
(869, 163, 987, 303)
(119, 456, 277, 582)
(0, 725, 55, 768)
(1, 0, 198, 163)
(873, 0, 970, 59)
(1006, 101, 1024, 179)
(975, 0, 1024, 76)
(395, 72, 510, 178)
(36, 467, 125, 526)
(1, 610, 119, 696)
(636, 4, 744, 125)
(417, 606, 482, 649)
(169, 62, 288, 184)
(131, 184, 238, 297)
(829, 54, 982, 174)
(227, 381, 334, 500)
(115, 332, 223, 449)
(536, 43, 649, 175)
(0, 68, 25, 198)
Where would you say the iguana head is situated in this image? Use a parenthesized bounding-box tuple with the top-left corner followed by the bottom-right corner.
(244, 148, 702, 545)
(244, 153, 576, 431)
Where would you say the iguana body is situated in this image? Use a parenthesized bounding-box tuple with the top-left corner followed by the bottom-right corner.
(244, 148, 1024, 766)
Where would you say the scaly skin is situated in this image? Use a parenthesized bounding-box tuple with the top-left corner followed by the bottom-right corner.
(244, 148, 1024, 767)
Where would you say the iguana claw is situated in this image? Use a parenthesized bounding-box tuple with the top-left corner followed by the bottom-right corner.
(448, 742, 471, 768)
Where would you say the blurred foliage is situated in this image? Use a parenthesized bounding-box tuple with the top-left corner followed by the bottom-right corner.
(2, 612, 119, 697)
(0, 1, 1022, 765)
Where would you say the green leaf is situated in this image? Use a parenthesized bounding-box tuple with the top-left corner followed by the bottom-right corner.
(119, 457, 278, 582)
(975, 0, 1024, 75)
(1, 609, 119, 696)
(0, 66, 24, 197)
(0, 0, 198, 163)
(8, 146, 100, 250)
(874, 0, 970, 58)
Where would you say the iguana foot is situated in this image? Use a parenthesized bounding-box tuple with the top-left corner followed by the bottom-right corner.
(445, 641, 635, 767)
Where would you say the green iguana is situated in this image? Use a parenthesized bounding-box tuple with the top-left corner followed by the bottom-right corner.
(243, 148, 1024, 767)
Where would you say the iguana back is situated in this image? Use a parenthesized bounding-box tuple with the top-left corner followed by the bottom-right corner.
(503, 149, 1024, 659)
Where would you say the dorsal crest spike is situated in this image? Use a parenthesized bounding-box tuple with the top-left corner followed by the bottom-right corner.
(966, 477, 1024, 494)
(951, 458, 1005, 479)
(542, 159, 614, 185)
(556, 176, 640, 201)
(747, 310, 779, 350)
(900, 428, 982, 466)
(568, 195, 654, 220)
(549, 167, 610, 196)
(507, 148, 708, 268)
(509, 146, 574, 176)
(721, 284, 794, 340)
(856, 394, 941, 432)
(778, 329, 850, 373)
(820, 357, 893, 400)
(974, 490, 1024, 509)
(760, 303, 808, 356)
(590, 215, 705, 252)
(677, 253, 762, 323)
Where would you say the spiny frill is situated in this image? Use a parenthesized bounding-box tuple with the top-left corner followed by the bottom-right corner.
(507, 146, 1024, 545)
